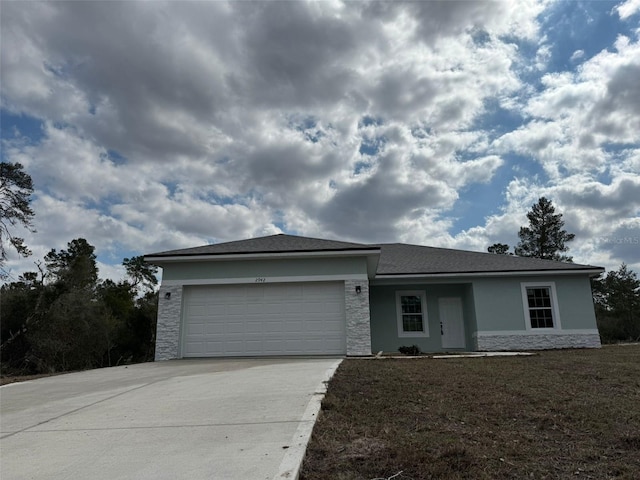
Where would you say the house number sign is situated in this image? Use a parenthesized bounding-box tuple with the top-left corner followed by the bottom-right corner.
(255, 277, 266, 283)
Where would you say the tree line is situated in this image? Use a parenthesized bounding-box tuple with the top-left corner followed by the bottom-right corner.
(1, 238, 158, 373)
(489, 196, 640, 343)
(1, 162, 158, 374)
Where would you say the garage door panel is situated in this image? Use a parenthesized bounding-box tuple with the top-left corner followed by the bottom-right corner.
(185, 341, 205, 354)
(227, 303, 248, 315)
(184, 320, 203, 333)
(263, 321, 285, 333)
(306, 320, 331, 333)
(246, 304, 265, 314)
(188, 305, 208, 316)
(204, 323, 224, 335)
(183, 282, 346, 357)
(284, 321, 304, 332)
(226, 322, 245, 334)
(282, 303, 303, 314)
(245, 321, 264, 333)
(207, 305, 226, 315)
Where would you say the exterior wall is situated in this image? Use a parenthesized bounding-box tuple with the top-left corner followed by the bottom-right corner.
(161, 257, 368, 282)
(344, 280, 372, 356)
(471, 274, 601, 350)
(471, 275, 599, 331)
(369, 274, 601, 353)
(369, 283, 473, 353)
(471, 277, 525, 331)
(155, 284, 183, 360)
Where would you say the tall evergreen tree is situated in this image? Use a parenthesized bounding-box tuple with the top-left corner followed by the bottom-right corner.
(123, 256, 158, 293)
(592, 264, 640, 342)
(44, 238, 99, 291)
(514, 197, 575, 262)
(0, 162, 35, 274)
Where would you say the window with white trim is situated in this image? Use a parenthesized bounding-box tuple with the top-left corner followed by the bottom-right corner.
(396, 291, 429, 337)
(521, 282, 561, 330)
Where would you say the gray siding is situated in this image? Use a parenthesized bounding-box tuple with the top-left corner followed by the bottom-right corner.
(161, 257, 368, 282)
(369, 275, 600, 353)
(471, 275, 599, 332)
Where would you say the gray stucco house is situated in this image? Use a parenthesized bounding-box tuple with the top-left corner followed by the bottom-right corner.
(145, 234, 604, 360)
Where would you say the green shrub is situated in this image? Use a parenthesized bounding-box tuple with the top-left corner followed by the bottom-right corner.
(398, 345, 421, 356)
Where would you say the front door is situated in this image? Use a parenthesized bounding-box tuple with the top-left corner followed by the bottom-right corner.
(439, 297, 466, 349)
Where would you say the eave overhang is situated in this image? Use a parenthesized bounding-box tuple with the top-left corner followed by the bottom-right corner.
(373, 267, 604, 281)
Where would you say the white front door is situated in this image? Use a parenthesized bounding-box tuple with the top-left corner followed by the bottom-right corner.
(439, 297, 466, 349)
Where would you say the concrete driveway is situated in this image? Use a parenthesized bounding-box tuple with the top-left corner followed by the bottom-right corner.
(0, 357, 341, 480)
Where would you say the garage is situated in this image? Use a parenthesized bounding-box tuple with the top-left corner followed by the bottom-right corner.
(182, 281, 346, 356)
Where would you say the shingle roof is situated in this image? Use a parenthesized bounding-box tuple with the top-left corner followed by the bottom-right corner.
(146, 234, 378, 257)
(146, 234, 602, 275)
(375, 243, 601, 275)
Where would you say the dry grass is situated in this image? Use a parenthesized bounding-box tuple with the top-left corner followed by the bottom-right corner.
(301, 345, 640, 480)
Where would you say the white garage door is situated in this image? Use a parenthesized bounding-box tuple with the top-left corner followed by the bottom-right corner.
(182, 282, 346, 357)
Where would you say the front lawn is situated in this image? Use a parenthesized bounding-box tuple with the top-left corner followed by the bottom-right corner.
(301, 346, 640, 480)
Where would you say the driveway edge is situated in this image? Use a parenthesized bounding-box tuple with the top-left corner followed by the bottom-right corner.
(272, 358, 343, 480)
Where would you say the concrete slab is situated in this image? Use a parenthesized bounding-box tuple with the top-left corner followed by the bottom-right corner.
(0, 358, 341, 480)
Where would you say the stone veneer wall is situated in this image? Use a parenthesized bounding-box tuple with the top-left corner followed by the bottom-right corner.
(476, 332, 601, 351)
(154, 285, 183, 361)
(344, 280, 372, 356)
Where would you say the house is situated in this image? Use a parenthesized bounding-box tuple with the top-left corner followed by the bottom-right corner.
(144, 234, 603, 360)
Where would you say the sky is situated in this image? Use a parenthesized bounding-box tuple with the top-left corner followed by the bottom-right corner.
(1, 0, 639, 283)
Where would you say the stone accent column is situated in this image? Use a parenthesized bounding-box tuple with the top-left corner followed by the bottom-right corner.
(154, 284, 183, 360)
(344, 280, 372, 356)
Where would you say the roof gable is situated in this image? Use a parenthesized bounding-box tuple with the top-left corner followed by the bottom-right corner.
(147, 234, 378, 257)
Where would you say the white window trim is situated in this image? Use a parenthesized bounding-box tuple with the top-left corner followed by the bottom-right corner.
(396, 290, 429, 338)
(521, 282, 562, 331)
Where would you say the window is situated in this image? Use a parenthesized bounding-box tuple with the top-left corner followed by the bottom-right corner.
(521, 282, 561, 330)
(396, 291, 429, 337)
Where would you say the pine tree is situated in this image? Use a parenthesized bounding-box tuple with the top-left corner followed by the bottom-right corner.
(592, 264, 640, 342)
(44, 238, 99, 291)
(514, 197, 575, 262)
(0, 162, 35, 272)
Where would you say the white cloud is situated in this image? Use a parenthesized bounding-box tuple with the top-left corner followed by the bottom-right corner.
(1, 0, 638, 279)
(570, 49, 585, 62)
(616, 0, 640, 20)
(535, 44, 552, 71)
(493, 31, 640, 185)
